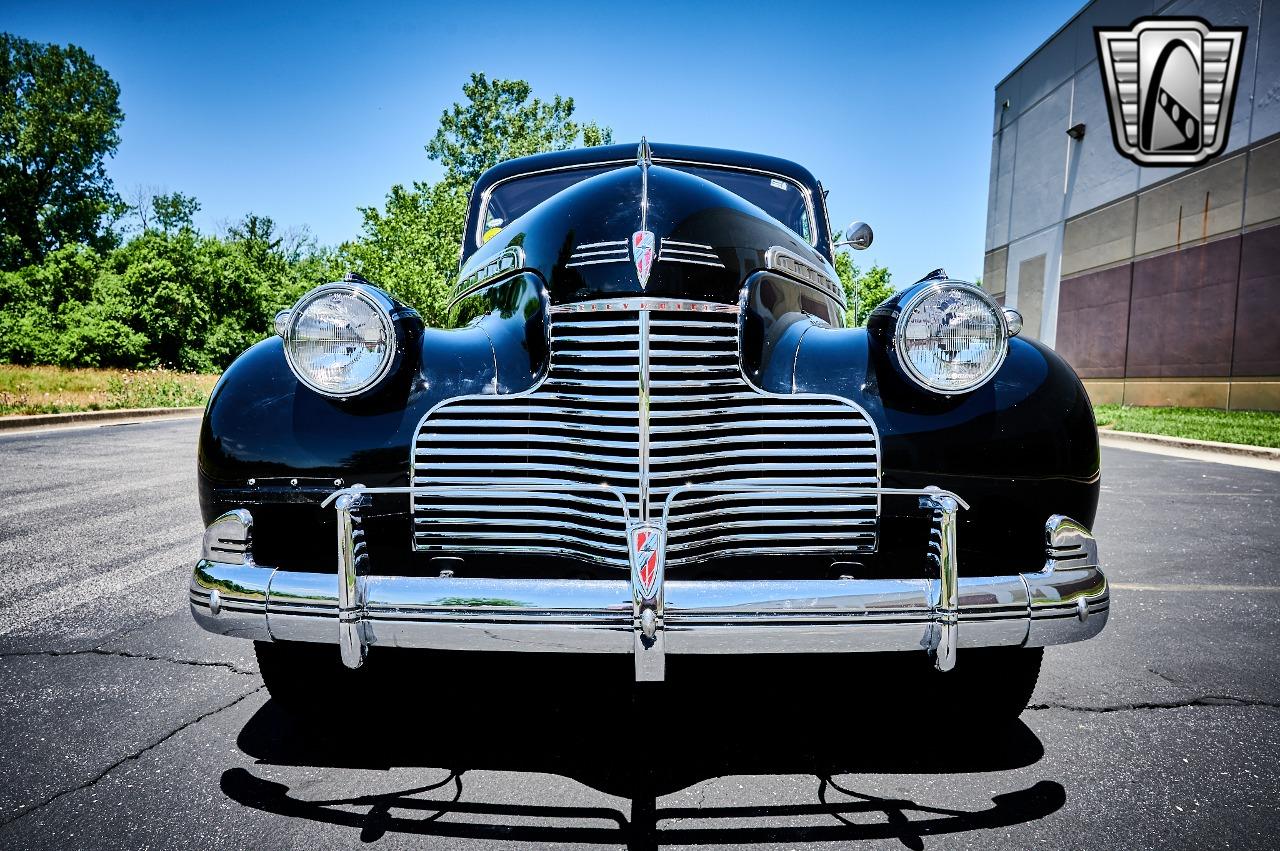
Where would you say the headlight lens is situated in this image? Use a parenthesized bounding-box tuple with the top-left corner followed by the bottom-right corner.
(894, 283, 1008, 393)
(284, 284, 395, 397)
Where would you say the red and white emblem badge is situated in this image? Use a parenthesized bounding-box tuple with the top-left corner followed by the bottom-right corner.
(631, 230, 656, 289)
(628, 523, 665, 602)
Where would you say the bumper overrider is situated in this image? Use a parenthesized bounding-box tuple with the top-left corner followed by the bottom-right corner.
(190, 484, 1109, 682)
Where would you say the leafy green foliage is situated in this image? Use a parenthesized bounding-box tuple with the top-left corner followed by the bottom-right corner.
(105, 369, 209, 409)
(341, 181, 467, 328)
(0, 33, 124, 269)
(834, 252, 896, 327)
(425, 72, 606, 189)
(0, 212, 340, 371)
(341, 73, 612, 326)
(0, 62, 614, 371)
(151, 191, 200, 234)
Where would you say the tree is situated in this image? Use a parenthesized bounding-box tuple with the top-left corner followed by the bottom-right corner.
(0, 33, 124, 269)
(152, 191, 200, 234)
(344, 74, 612, 325)
(834, 252, 896, 327)
(124, 184, 162, 233)
(425, 72, 606, 190)
(342, 181, 467, 327)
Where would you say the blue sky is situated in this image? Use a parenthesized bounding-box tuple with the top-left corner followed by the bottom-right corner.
(7, 0, 1083, 285)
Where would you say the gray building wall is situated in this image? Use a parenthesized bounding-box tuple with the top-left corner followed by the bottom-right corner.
(985, 0, 1280, 410)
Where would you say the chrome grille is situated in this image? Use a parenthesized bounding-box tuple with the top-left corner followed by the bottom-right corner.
(658, 239, 725, 269)
(565, 240, 628, 268)
(413, 300, 879, 569)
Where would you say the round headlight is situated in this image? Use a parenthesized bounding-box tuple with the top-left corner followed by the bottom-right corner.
(894, 282, 1008, 394)
(284, 284, 395, 398)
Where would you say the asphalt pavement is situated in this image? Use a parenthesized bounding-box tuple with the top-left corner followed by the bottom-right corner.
(0, 417, 1277, 849)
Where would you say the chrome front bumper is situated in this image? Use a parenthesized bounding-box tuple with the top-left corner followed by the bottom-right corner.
(190, 486, 1109, 682)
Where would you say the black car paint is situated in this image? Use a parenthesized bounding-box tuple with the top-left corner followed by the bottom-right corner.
(198, 144, 1099, 576)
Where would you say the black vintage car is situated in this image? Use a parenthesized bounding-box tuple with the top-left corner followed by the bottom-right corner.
(191, 140, 1108, 717)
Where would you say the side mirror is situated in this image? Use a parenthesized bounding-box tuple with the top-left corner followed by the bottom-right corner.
(838, 220, 873, 250)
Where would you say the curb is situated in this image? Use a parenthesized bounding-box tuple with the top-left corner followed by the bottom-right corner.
(0, 406, 204, 432)
(1099, 428, 1280, 461)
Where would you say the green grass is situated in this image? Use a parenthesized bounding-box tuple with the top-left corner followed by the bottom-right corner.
(0, 365, 218, 416)
(1094, 404, 1280, 448)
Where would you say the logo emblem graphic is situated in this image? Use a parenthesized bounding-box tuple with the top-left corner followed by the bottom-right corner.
(628, 524, 664, 601)
(631, 230, 656, 289)
(1096, 17, 1246, 166)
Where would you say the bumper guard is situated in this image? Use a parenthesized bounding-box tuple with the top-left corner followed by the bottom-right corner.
(190, 485, 1109, 682)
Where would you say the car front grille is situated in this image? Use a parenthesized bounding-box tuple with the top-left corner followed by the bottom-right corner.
(412, 299, 879, 570)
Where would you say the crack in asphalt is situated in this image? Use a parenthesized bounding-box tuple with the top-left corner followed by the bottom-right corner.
(1147, 666, 1185, 686)
(0, 685, 265, 829)
(0, 646, 257, 676)
(1028, 694, 1280, 713)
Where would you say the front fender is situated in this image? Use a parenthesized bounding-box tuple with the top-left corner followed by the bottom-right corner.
(786, 323, 1099, 568)
(197, 273, 549, 526)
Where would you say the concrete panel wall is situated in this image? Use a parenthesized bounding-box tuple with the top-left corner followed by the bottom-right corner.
(1252, 0, 1280, 141)
(983, 247, 1008, 297)
(1061, 221, 1280, 408)
(986, 125, 1017, 251)
(1244, 137, 1280, 225)
(1121, 378, 1233, 407)
(1003, 227, 1060, 342)
(1064, 63, 1143, 216)
(1133, 153, 1248, 255)
(988, 0, 1278, 409)
(1126, 235, 1242, 376)
(1017, 21, 1077, 110)
(1232, 224, 1280, 374)
(1229, 379, 1280, 410)
(1056, 264, 1134, 377)
(1017, 254, 1048, 341)
(1009, 85, 1073, 242)
(1062, 197, 1138, 275)
(991, 0, 1268, 239)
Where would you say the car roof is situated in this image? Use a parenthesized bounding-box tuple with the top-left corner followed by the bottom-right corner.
(464, 141, 832, 264)
(471, 141, 825, 198)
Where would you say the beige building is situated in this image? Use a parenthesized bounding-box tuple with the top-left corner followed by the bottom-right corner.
(985, 0, 1279, 410)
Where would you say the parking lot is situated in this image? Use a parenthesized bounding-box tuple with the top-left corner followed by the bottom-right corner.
(0, 417, 1277, 849)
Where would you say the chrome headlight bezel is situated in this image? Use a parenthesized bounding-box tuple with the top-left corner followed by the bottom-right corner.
(283, 283, 397, 399)
(892, 281, 1010, 395)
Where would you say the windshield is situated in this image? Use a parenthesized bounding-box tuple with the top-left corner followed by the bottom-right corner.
(672, 165, 812, 244)
(478, 163, 815, 247)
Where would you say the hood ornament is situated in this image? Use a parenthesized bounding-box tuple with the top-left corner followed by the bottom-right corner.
(633, 137, 655, 289)
(631, 230, 656, 289)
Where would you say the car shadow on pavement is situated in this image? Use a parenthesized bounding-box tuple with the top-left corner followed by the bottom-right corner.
(222, 650, 1063, 849)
